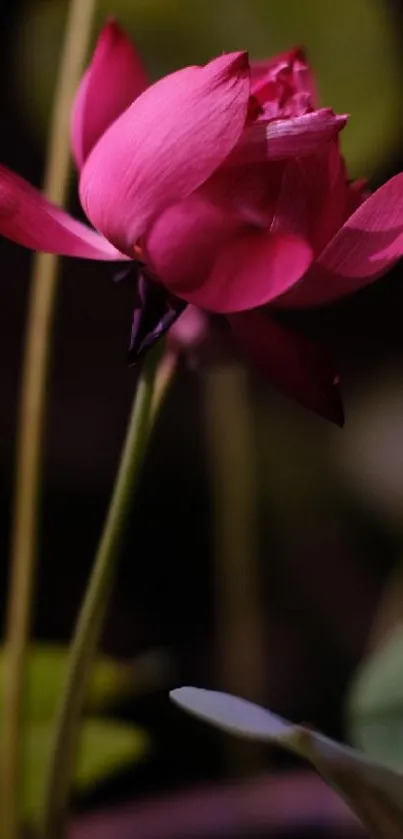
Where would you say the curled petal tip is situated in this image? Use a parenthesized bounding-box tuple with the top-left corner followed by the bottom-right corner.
(227, 50, 249, 71)
(335, 112, 349, 128)
(102, 17, 129, 42)
(103, 16, 117, 29)
(208, 50, 250, 78)
(291, 45, 308, 59)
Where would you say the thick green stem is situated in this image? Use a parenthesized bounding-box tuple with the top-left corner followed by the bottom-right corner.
(1, 3, 97, 839)
(203, 364, 266, 775)
(41, 346, 162, 839)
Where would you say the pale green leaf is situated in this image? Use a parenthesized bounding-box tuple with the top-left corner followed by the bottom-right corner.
(171, 686, 403, 838)
(17, 717, 149, 825)
(347, 626, 403, 770)
(0, 645, 135, 719)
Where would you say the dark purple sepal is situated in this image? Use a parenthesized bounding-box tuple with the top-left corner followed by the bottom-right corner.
(128, 270, 187, 364)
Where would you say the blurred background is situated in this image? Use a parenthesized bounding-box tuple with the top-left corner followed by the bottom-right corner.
(2, 0, 403, 836)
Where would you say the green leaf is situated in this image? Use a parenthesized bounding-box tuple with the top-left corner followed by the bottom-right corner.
(171, 687, 403, 838)
(0, 645, 135, 719)
(347, 626, 403, 770)
(18, 717, 149, 825)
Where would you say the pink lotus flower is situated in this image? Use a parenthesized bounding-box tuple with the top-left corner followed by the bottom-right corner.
(2, 21, 403, 423)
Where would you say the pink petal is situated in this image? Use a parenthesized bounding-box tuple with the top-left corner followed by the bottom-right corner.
(276, 173, 403, 309)
(228, 109, 348, 166)
(80, 52, 251, 254)
(145, 161, 285, 295)
(251, 47, 318, 112)
(230, 310, 344, 424)
(71, 20, 148, 169)
(145, 192, 244, 295)
(164, 230, 313, 313)
(0, 165, 126, 260)
(344, 178, 369, 218)
(270, 141, 349, 255)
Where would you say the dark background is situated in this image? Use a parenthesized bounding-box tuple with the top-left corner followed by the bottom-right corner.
(2, 1, 403, 836)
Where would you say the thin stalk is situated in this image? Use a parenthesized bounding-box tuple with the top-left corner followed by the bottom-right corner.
(151, 349, 178, 421)
(2, 3, 97, 839)
(203, 363, 266, 775)
(41, 345, 163, 839)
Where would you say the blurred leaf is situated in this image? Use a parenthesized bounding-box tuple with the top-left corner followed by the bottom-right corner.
(0, 645, 137, 719)
(171, 686, 403, 838)
(13, 0, 403, 175)
(18, 717, 149, 825)
(347, 626, 403, 770)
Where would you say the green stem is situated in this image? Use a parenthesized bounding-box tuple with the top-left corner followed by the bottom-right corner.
(1, 3, 97, 839)
(41, 345, 162, 839)
(203, 363, 266, 775)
